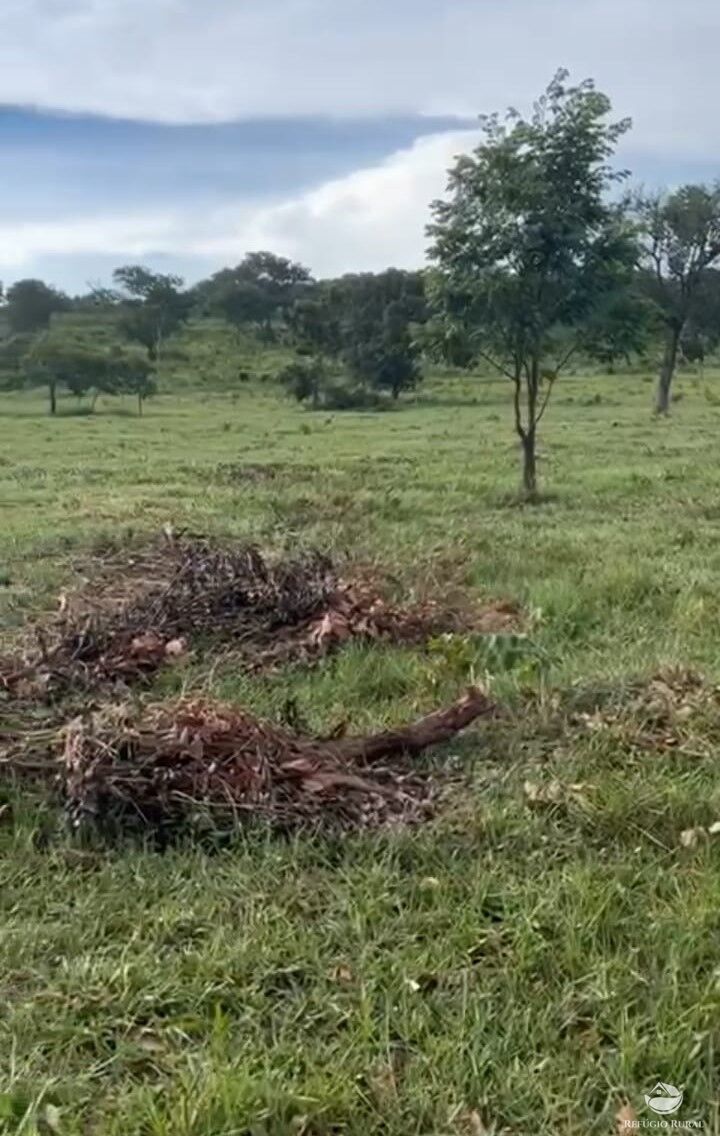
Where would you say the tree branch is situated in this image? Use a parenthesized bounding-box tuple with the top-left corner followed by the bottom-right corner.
(472, 346, 518, 383)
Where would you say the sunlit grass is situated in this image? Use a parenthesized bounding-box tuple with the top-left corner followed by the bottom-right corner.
(2, 366, 720, 1133)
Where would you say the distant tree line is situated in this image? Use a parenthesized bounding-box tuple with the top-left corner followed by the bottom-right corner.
(0, 254, 429, 415)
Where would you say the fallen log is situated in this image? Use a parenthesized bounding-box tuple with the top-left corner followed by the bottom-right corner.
(325, 686, 495, 763)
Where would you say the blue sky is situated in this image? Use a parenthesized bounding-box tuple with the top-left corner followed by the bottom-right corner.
(1, 0, 718, 291)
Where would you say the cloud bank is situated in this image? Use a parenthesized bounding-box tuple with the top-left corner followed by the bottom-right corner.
(1, 0, 718, 287)
(0, 129, 478, 280)
(1, 0, 717, 156)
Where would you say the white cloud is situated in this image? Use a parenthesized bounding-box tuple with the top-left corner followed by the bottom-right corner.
(1, 0, 719, 158)
(0, 128, 479, 278)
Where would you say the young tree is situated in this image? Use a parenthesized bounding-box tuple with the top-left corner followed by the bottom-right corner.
(113, 265, 192, 360)
(635, 187, 720, 412)
(5, 279, 68, 334)
(428, 71, 638, 497)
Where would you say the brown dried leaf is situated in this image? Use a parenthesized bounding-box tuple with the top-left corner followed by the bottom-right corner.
(369, 1062, 397, 1105)
(615, 1101, 638, 1131)
(329, 963, 354, 984)
(464, 1111, 489, 1136)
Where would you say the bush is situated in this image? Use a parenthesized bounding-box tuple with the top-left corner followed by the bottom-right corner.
(278, 361, 384, 411)
(278, 360, 318, 404)
(319, 380, 383, 410)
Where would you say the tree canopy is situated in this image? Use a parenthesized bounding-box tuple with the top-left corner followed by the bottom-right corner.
(24, 334, 155, 415)
(112, 266, 193, 359)
(5, 279, 69, 334)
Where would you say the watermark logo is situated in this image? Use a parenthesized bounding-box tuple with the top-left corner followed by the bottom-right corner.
(617, 1083, 704, 1129)
(644, 1084, 684, 1116)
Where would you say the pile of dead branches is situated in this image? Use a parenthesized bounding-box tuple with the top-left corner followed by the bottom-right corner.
(61, 686, 494, 838)
(1, 536, 520, 700)
(0, 541, 337, 698)
(572, 667, 720, 755)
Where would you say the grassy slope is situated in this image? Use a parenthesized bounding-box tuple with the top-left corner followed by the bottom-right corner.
(2, 366, 720, 1134)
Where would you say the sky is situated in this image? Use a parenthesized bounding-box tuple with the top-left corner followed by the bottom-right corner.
(1, 0, 719, 292)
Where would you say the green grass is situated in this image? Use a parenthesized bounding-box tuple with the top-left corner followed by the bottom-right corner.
(2, 366, 720, 1134)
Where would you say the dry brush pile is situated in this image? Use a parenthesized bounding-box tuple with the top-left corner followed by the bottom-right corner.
(0, 534, 520, 700)
(61, 687, 494, 838)
(0, 534, 508, 839)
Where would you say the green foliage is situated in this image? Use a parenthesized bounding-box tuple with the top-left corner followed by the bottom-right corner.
(23, 334, 156, 415)
(278, 359, 321, 406)
(428, 70, 638, 495)
(0, 332, 36, 389)
(427, 630, 548, 685)
(196, 252, 312, 341)
(287, 294, 343, 361)
(113, 265, 193, 360)
(5, 279, 69, 334)
(213, 279, 272, 337)
(336, 271, 426, 397)
(635, 185, 720, 410)
(278, 360, 382, 411)
(284, 271, 426, 403)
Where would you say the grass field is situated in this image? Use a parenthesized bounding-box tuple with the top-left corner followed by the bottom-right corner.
(2, 368, 720, 1134)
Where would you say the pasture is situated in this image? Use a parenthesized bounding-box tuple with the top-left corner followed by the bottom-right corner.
(2, 368, 720, 1135)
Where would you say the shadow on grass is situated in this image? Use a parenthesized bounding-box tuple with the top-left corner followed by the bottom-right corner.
(491, 488, 565, 509)
(0, 405, 143, 420)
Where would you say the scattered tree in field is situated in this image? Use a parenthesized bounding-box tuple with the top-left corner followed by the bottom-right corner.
(333, 270, 426, 398)
(24, 337, 107, 414)
(24, 335, 155, 415)
(428, 71, 638, 497)
(344, 303, 421, 398)
(5, 279, 68, 334)
(113, 265, 192, 360)
(635, 188, 720, 411)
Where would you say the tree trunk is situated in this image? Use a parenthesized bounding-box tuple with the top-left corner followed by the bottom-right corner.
(137, 392, 143, 416)
(655, 326, 682, 414)
(521, 430, 537, 499)
(49, 380, 57, 416)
